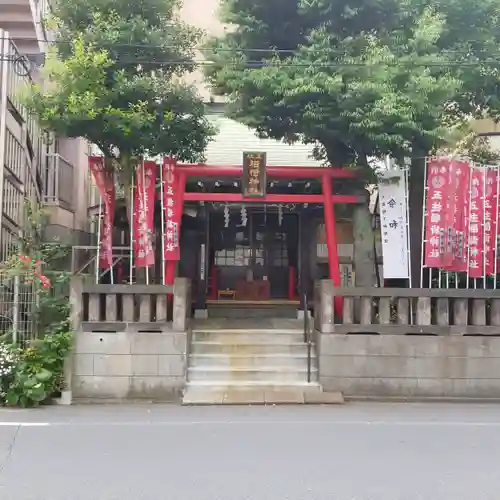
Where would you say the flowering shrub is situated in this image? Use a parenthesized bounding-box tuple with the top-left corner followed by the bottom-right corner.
(18, 255, 51, 288)
(0, 330, 71, 407)
(0, 343, 19, 400)
(0, 204, 73, 407)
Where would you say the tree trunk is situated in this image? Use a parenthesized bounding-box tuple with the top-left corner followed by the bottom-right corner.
(408, 155, 426, 287)
(352, 192, 377, 287)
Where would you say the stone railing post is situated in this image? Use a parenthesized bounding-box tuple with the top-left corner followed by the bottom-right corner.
(313, 280, 321, 332)
(60, 275, 83, 405)
(319, 279, 335, 333)
(173, 277, 191, 332)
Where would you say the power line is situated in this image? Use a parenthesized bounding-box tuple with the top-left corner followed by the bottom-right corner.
(50, 58, 500, 68)
(3, 38, 500, 70)
(1, 35, 498, 58)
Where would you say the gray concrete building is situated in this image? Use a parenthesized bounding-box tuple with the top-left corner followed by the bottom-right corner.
(0, 19, 91, 258)
(0, 5, 90, 341)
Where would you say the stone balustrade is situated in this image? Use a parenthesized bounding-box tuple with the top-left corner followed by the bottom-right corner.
(63, 277, 192, 404)
(313, 280, 500, 400)
(315, 280, 500, 335)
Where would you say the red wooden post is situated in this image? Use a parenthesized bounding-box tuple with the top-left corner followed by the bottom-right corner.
(164, 261, 176, 287)
(321, 173, 342, 316)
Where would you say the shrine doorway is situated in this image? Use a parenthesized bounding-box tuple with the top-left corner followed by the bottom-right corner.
(209, 206, 298, 301)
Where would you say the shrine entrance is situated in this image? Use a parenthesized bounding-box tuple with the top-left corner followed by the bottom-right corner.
(208, 206, 298, 302)
(169, 159, 361, 316)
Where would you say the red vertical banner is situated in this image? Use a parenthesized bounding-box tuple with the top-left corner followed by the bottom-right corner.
(89, 156, 115, 269)
(133, 161, 157, 268)
(424, 158, 450, 268)
(441, 160, 456, 269)
(468, 167, 485, 278)
(162, 157, 180, 261)
(446, 160, 471, 272)
(485, 167, 498, 275)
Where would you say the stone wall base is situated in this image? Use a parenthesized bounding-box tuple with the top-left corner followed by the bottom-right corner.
(319, 334, 500, 399)
(72, 329, 186, 401)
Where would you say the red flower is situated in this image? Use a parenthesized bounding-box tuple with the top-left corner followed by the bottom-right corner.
(38, 275, 51, 288)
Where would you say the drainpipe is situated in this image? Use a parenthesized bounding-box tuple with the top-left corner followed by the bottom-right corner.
(0, 30, 9, 257)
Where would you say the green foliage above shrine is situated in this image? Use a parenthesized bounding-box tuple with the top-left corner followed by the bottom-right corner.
(23, 0, 216, 171)
(206, 0, 500, 170)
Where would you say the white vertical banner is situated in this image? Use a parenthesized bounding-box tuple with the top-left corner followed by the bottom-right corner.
(378, 169, 410, 279)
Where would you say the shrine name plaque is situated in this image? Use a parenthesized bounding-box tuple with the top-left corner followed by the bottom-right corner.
(242, 152, 267, 198)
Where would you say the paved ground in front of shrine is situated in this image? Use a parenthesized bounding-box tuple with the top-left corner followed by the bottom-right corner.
(0, 403, 498, 499)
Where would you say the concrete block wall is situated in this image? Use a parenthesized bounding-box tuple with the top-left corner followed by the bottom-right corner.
(73, 329, 187, 401)
(318, 334, 500, 399)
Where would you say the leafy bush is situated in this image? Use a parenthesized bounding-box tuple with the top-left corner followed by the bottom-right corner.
(0, 329, 72, 407)
(0, 343, 19, 400)
(0, 204, 73, 407)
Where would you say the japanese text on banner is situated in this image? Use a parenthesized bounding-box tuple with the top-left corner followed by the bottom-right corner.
(444, 160, 470, 272)
(133, 161, 156, 268)
(485, 168, 499, 275)
(89, 156, 115, 269)
(424, 158, 450, 268)
(468, 167, 485, 278)
(378, 170, 410, 279)
(162, 158, 180, 261)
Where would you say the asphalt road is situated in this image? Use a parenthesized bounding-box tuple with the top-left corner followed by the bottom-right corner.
(0, 402, 499, 499)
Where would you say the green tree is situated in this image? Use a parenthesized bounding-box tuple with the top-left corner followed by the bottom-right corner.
(25, 0, 215, 197)
(206, 0, 500, 284)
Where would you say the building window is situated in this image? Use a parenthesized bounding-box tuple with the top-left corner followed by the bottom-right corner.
(5, 130, 24, 182)
(270, 232, 288, 267)
(215, 245, 251, 266)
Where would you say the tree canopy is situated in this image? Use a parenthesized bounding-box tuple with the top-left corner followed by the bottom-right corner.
(25, 0, 215, 171)
(206, 0, 500, 169)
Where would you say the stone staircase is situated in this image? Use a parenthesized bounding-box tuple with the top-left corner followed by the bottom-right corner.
(182, 324, 342, 405)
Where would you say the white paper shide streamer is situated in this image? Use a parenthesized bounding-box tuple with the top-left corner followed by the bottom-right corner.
(240, 206, 247, 227)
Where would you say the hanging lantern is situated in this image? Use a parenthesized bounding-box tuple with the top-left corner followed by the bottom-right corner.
(224, 204, 230, 228)
(278, 204, 283, 226)
(240, 206, 248, 227)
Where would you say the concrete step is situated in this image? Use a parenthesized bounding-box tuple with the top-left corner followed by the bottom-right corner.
(189, 353, 317, 369)
(191, 341, 308, 355)
(182, 383, 343, 405)
(207, 304, 298, 319)
(192, 329, 305, 343)
(187, 366, 318, 383)
(182, 388, 302, 405)
(186, 380, 322, 389)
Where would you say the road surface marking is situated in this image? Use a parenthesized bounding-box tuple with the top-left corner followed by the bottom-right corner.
(0, 422, 49, 427)
(0, 420, 500, 427)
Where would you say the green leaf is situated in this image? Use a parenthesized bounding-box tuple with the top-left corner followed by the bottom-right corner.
(22, 0, 216, 163)
(207, 0, 500, 165)
(6, 392, 19, 406)
(35, 369, 53, 383)
(23, 377, 39, 389)
(28, 385, 47, 402)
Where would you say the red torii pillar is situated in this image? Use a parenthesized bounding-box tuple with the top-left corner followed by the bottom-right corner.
(321, 172, 342, 316)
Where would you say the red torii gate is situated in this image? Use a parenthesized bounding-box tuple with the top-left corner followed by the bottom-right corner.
(166, 160, 360, 314)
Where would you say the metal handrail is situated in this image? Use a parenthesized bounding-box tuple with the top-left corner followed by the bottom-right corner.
(303, 292, 312, 383)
